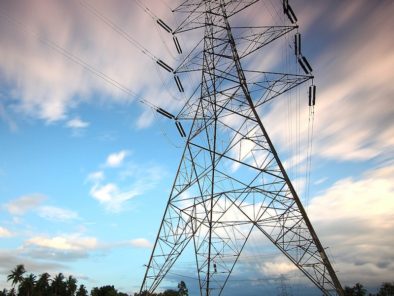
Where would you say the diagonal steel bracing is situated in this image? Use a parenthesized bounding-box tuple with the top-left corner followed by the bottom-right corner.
(140, 1, 344, 295)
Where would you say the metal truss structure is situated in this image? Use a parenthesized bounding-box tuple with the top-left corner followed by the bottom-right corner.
(140, 1, 344, 295)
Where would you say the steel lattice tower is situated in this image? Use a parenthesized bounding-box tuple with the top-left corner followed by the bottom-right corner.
(140, 1, 344, 295)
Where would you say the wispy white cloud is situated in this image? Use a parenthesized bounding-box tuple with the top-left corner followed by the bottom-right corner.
(0, 226, 13, 237)
(87, 170, 105, 182)
(105, 150, 129, 167)
(37, 206, 79, 221)
(4, 195, 79, 222)
(18, 233, 152, 265)
(88, 153, 164, 212)
(66, 117, 90, 129)
(89, 166, 163, 212)
(129, 238, 152, 249)
(26, 234, 98, 251)
(4, 194, 46, 215)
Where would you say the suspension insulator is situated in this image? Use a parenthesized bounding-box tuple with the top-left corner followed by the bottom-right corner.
(173, 36, 182, 54)
(309, 85, 316, 106)
(175, 121, 186, 137)
(283, 0, 289, 13)
(294, 33, 301, 56)
(157, 19, 172, 33)
(157, 59, 174, 72)
(285, 4, 297, 23)
(156, 108, 175, 119)
(298, 57, 308, 74)
(174, 75, 184, 93)
(302, 56, 313, 73)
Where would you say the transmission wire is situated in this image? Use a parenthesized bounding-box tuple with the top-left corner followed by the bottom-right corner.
(0, 8, 161, 111)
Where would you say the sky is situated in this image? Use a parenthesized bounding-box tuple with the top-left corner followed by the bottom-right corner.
(0, 0, 393, 295)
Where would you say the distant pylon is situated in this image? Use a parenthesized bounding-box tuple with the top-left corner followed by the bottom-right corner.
(140, 1, 343, 295)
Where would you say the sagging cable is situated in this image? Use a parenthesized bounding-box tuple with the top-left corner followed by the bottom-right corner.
(156, 108, 175, 119)
(175, 121, 186, 138)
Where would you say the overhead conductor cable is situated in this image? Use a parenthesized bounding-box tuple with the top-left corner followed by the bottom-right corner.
(134, 0, 182, 55)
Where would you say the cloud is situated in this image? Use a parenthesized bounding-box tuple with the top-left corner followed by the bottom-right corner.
(306, 164, 394, 285)
(0, 101, 18, 132)
(87, 170, 104, 182)
(88, 153, 164, 211)
(105, 150, 128, 167)
(66, 117, 90, 129)
(26, 235, 98, 251)
(88, 178, 155, 212)
(130, 238, 152, 249)
(37, 206, 79, 221)
(0, 0, 179, 124)
(0, 249, 66, 289)
(0, 226, 13, 237)
(4, 194, 46, 215)
(18, 233, 99, 262)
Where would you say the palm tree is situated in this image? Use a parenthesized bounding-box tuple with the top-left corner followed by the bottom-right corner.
(52, 273, 66, 296)
(7, 264, 26, 287)
(65, 275, 77, 296)
(76, 284, 88, 296)
(19, 273, 36, 296)
(7, 288, 16, 296)
(36, 272, 51, 296)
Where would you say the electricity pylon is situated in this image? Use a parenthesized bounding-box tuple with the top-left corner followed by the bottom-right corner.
(140, 1, 344, 295)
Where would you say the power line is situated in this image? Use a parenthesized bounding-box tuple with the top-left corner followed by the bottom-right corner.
(0, 8, 158, 110)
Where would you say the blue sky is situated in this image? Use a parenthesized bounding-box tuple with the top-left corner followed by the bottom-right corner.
(0, 0, 393, 295)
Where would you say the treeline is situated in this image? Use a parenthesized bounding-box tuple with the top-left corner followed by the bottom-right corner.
(2, 264, 188, 296)
(3, 264, 394, 296)
(343, 282, 394, 296)
(2, 264, 122, 296)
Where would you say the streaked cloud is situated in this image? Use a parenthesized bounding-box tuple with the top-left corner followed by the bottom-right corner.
(4, 194, 46, 215)
(306, 164, 394, 285)
(0, 102, 18, 132)
(0, 0, 178, 125)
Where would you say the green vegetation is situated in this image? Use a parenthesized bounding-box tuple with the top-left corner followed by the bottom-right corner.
(2, 264, 393, 296)
(343, 282, 394, 296)
(1, 265, 188, 296)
